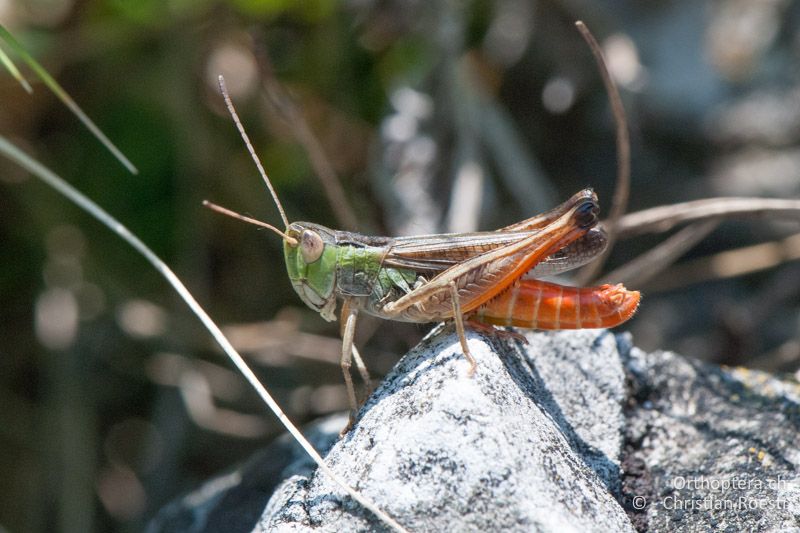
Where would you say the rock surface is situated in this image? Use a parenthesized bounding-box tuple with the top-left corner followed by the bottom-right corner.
(621, 341, 800, 531)
(148, 327, 800, 532)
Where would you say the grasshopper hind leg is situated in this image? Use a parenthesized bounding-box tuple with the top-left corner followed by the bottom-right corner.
(449, 281, 477, 376)
(339, 300, 375, 434)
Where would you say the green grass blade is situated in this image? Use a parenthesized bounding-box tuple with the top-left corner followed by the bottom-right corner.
(0, 45, 32, 93)
(0, 135, 407, 533)
(0, 25, 138, 174)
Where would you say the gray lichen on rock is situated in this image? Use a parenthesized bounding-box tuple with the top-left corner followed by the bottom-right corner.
(621, 343, 800, 532)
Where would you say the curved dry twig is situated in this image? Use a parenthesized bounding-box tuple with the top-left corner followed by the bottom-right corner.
(574, 21, 631, 284)
(641, 232, 800, 292)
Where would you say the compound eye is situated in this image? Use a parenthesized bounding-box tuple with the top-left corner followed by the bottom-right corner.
(300, 230, 324, 263)
(575, 200, 599, 229)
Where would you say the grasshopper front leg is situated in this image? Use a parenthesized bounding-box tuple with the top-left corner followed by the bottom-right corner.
(339, 299, 375, 426)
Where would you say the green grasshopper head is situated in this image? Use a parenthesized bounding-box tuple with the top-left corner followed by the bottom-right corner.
(284, 222, 339, 322)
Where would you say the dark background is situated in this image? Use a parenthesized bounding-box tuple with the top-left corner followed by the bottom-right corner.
(2, 1, 800, 531)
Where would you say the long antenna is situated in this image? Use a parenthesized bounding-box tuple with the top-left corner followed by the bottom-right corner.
(218, 75, 291, 230)
(203, 200, 298, 246)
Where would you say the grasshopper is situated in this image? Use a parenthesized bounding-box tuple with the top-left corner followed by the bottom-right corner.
(206, 80, 640, 422)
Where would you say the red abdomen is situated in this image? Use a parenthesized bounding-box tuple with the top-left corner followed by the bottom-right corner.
(473, 279, 640, 329)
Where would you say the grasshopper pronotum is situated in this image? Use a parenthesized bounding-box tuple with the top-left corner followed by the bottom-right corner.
(206, 76, 640, 424)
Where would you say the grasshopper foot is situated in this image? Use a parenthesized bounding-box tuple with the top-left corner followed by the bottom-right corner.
(339, 411, 357, 437)
(360, 382, 375, 406)
(466, 358, 477, 377)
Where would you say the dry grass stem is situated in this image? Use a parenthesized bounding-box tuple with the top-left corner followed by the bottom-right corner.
(602, 220, 719, 287)
(641, 232, 800, 292)
(615, 197, 800, 238)
(574, 21, 631, 284)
